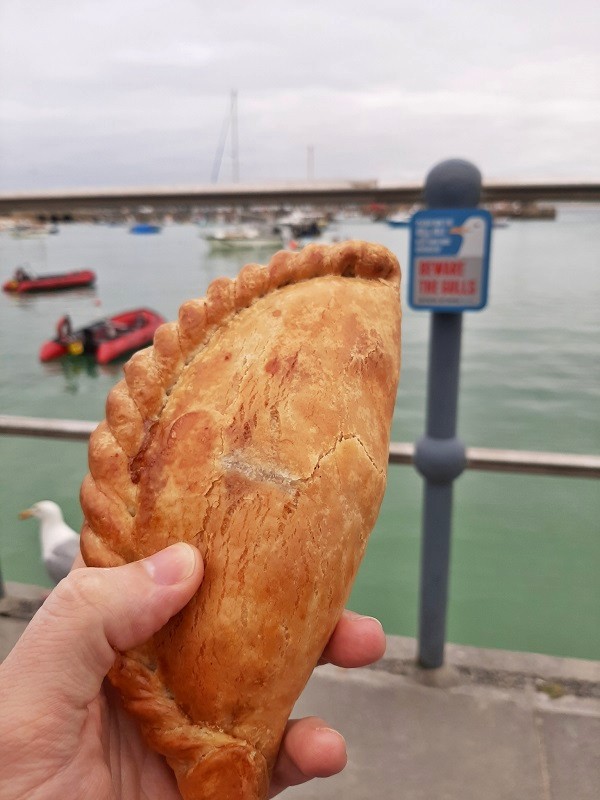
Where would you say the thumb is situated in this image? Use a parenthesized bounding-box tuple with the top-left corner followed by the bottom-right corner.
(3, 543, 203, 709)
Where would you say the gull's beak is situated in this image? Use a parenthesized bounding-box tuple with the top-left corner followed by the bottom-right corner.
(19, 508, 34, 520)
(450, 226, 464, 235)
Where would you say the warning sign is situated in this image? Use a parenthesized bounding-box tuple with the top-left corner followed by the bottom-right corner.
(409, 208, 492, 311)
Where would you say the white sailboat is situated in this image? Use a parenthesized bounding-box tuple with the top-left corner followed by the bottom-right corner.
(203, 224, 283, 251)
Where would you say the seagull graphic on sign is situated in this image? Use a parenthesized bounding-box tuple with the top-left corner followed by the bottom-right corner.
(450, 216, 486, 258)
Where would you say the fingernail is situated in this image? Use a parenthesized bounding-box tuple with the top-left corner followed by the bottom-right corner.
(349, 611, 383, 629)
(361, 616, 384, 630)
(314, 727, 347, 753)
(315, 726, 345, 741)
(142, 543, 197, 585)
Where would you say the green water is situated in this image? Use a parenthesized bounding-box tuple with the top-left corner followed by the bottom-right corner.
(1, 213, 599, 660)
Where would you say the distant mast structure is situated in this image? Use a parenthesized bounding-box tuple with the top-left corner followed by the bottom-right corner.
(231, 90, 239, 183)
(307, 145, 315, 181)
(211, 89, 240, 184)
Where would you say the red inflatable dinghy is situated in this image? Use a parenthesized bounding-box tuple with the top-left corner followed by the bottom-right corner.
(3, 267, 96, 294)
(39, 308, 166, 364)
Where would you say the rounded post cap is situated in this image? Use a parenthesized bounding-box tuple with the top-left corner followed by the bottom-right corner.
(424, 159, 482, 208)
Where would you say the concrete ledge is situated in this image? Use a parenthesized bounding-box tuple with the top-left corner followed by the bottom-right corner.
(2, 585, 599, 695)
(374, 635, 600, 698)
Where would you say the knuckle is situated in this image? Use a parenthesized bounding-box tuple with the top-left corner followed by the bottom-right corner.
(38, 568, 118, 676)
(48, 569, 106, 624)
(55, 567, 103, 602)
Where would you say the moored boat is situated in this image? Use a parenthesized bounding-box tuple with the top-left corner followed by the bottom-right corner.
(10, 223, 49, 238)
(130, 223, 162, 234)
(386, 204, 420, 228)
(274, 210, 328, 238)
(386, 213, 412, 228)
(203, 225, 283, 251)
(39, 308, 165, 365)
(3, 268, 96, 294)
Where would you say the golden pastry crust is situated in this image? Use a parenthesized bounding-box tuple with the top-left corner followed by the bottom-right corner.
(81, 240, 401, 800)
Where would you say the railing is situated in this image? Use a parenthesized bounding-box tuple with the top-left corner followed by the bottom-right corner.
(1, 414, 599, 479)
(1, 411, 598, 626)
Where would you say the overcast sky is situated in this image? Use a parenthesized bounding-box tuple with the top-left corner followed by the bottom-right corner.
(1, 0, 598, 190)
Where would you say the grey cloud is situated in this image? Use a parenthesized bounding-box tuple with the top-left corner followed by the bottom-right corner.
(1, 0, 599, 189)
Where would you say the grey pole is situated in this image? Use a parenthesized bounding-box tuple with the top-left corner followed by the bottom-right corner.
(414, 159, 482, 669)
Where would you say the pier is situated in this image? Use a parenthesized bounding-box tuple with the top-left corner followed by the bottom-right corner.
(0, 179, 599, 216)
(294, 638, 600, 800)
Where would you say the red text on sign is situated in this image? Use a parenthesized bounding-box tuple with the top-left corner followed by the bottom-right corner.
(418, 279, 477, 296)
(419, 261, 465, 277)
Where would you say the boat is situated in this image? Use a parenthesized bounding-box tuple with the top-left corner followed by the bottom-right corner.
(386, 205, 420, 228)
(488, 201, 556, 221)
(129, 223, 162, 234)
(386, 213, 411, 228)
(203, 225, 283, 251)
(39, 308, 165, 365)
(274, 210, 327, 238)
(10, 223, 49, 238)
(3, 267, 96, 294)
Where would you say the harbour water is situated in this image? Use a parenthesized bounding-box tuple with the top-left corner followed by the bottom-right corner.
(1, 211, 599, 660)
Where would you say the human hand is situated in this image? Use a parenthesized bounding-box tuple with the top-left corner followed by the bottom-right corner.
(0, 543, 385, 800)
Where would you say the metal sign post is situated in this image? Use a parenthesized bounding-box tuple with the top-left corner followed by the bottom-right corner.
(410, 159, 492, 669)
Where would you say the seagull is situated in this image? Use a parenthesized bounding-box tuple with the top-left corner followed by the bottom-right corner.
(19, 501, 80, 584)
(450, 215, 487, 258)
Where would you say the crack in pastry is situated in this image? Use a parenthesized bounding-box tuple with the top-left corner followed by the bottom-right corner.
(81, 240, 401, 800)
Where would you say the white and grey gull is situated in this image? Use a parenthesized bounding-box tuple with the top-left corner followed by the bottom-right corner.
(19, 500, 80, 584)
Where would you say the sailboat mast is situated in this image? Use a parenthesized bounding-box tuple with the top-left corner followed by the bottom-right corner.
(210, 90, 240, 184)
(231, 90, 239, 183)
(307, 145, 315, 180)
